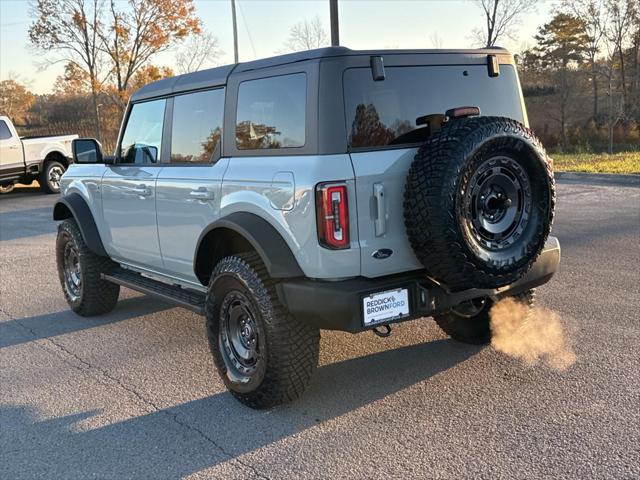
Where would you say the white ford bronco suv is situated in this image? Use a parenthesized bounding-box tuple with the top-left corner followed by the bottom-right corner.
(54, 47, 559, 409)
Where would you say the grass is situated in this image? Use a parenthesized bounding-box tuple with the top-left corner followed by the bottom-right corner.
(551, 151, 640, 175)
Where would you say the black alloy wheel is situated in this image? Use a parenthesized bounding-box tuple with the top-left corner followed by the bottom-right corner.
(218, 289, 265, 384)
(62, 236, 82, 301)
(462, 155, 532, 253)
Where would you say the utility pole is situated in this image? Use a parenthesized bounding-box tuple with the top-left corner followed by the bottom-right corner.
(329, 0, 339, 46)
(231, 0, 239, 63)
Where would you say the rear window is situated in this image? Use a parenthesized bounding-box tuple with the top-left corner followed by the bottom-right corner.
(343, 65, 524, 149)
(170, 89, 224, 164)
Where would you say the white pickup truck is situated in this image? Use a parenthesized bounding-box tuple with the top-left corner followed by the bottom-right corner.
(0, 116, 77, 194)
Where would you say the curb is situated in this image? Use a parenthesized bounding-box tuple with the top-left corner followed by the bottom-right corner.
(555, 171, 640, 187)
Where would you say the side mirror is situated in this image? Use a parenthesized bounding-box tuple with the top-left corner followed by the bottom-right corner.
(72, 138, 104, 164)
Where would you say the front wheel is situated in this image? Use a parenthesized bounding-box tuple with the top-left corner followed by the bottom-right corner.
(56, 219, 120, 316)
(205, 253, 320, 409)
(0, 184, 15, 194)
(40, 160, 66, 194)
(433, 290, 535, 345)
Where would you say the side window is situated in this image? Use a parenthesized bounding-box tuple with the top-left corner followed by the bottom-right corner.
(236, 73, 306, 150)
(0, 120, 12, 140)
(119, 99, 166, 164)
(170, 89, 224, 163)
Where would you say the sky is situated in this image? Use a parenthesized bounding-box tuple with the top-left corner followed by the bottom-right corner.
(0, 0, 554, 94)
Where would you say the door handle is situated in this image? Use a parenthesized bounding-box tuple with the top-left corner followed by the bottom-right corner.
(132, 184, 151, 197)
(373, 183, 386, 237)
(8, 145, 19, 149)
(189, 187, 214, 201)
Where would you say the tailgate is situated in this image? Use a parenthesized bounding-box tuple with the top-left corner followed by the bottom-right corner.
(349, 148, 423, 278)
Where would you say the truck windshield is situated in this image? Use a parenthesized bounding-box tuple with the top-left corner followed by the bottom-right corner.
(343, 64, 525, 149)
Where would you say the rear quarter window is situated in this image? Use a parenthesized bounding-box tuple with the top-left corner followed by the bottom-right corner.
(235, 73, 306, 149)
(343, 65, 524, 149)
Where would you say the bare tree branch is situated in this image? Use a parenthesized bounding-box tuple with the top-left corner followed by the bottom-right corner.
(281, 16, 328, 53)
(175, 31, 223, 74)
(473, 0, 538, 47)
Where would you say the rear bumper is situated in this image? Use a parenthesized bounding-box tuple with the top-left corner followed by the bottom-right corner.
(278, 236, 560, 333)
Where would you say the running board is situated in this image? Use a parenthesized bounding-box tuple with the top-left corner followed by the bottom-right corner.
(102, 269, 206, 315)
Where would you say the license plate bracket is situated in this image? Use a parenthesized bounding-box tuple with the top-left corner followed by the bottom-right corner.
(362, 287, 410, 327)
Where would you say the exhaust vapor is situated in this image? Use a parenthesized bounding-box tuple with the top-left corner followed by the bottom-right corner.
(489, 297, 576, 371)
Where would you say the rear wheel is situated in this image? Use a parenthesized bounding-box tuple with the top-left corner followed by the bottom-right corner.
(56, 219, 120, 316)
(434, 290, 535, 345)
(205, 253, 320, 409)
(40, 160, 65, 194)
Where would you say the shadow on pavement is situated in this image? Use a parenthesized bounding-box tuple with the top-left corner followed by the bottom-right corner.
(0, 296, 175, 348)
(0, 339, 478, 478)
(0, 206, 58, 241)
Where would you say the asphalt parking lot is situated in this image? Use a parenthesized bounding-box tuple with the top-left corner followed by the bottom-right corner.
(1, 180, 639, 479)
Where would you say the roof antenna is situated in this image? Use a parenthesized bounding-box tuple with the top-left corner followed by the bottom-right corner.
(329, 0, 340, 46)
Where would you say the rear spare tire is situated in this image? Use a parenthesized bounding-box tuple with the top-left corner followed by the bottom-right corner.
(404, 116, 554, 290)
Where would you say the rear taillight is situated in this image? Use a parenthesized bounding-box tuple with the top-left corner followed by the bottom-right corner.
(316, 182, 349, 249)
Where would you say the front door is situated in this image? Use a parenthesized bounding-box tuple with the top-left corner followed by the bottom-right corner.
(101, 98, 166, 270)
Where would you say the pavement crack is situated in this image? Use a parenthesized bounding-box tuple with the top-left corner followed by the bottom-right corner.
(1, 306, 270, 480)
(165, 411, 271, 480)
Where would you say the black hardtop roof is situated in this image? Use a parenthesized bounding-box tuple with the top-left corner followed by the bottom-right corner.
(130, 46, 510, 102)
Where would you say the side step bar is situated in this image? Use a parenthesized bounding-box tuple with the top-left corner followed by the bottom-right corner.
(102, 269, 206, 315)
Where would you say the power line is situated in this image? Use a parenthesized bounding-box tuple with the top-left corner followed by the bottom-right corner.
(236, 0, 257, 59)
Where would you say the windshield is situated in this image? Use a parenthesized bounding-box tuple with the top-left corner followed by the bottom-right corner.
(343, 64, 525, 149)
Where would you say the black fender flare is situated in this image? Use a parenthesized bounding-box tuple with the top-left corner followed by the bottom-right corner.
(53, 193, 107, 257)
(195, 212, 304, 278)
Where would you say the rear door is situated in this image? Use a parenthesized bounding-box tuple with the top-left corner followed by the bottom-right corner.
(344, 64, 526, 278)
(155, 88, 227, 284)
(101, 98, 166, 270)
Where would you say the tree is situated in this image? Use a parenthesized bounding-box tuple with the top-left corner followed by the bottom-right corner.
(604, 0, 637, 109)
(29, 0, 106, 137)
(473, 0, 538, 47)
(54, 62, 92, 96)
(175, 31, 223, 74)
(101, 0, 201, 106)
(561, 0, 607, 118)
(282, 16, 328, 52)
(630, 8, 640, 116)
(429, 32, 444, 49)
(127, 64, 174, 93)
(534, 13, 590, 147)
(0, 80, 36, 123)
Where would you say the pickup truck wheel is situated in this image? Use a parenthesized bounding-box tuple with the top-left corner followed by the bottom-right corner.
(40, 160, 65, 194)
(0, 184, 15, 194)
(205, 253, 320, 409)
(56, 219, 120, 316)
(434, 290, 535, 344)
(404, 117, 554, 290)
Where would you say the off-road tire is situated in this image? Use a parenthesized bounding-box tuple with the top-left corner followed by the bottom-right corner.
(404, 117, 555, 290)
(434, 289, 535, 345)
(56, 219, 120, 316)
(205, 253, 320, 409)
(40, 160, 65, 194)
